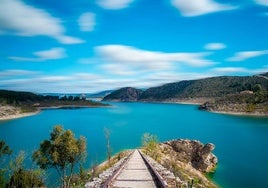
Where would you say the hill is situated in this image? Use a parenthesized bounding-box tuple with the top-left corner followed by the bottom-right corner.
(102, 87, 143, 102)
(102, 73, 268, 115)
(139, 75, 268, 101)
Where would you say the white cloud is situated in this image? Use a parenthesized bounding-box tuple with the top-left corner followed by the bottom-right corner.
(74, 73, 101, 80)
(2, 66, 268, 93)
(56, 36, 85, 45)
(9, 48, 66, 62)
(95, 44, 215, 75)
(204, 43, 226, 50)
(171, 0, 237, 17)
(34, 48, 66, 60)
(96, 0, 134, 9)
(0, 69, 40, 77)
(37, 76, 72, 83)
(0, 0, 84, 44)
(227, 50, 268, 61)
(211, 66, 268, 76)
(211, 67, 249, 74)
(255, 0, 268, 6)
(78, 12, 96, 32)
(101, 63, 137, 76)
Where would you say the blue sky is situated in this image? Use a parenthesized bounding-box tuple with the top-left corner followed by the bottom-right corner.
(0, 0, 268, 93)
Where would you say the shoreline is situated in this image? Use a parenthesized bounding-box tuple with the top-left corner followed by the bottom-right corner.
(1, 102, 267, 120)
(208, 110, 268, 117)
(0, 104, 111, 121)
(0, 111, 40, 121)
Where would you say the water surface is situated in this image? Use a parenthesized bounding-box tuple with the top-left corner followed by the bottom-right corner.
(0, 102, 268, 187)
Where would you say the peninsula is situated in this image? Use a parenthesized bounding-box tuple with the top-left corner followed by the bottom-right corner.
(86, 139, 218, 188)
(0, 90, 108, 120)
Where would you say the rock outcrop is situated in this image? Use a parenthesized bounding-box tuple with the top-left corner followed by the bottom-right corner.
(164, 139, 217, 173)
(146, 139, 218, 187)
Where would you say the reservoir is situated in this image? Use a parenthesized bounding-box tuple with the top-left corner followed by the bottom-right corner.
(0, 102, 268, 187)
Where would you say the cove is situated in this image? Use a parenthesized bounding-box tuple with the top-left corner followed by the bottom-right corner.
(0, 102, 268, 187)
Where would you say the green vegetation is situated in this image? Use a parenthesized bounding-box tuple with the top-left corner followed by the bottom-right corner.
(33, 125, 87, 188)
(0, 89, 108, 114)
(0, 125, 123, 187)
(0, 141, 12, 158)
(139, 75, 268, 100)
(141, 133, 161, 162)
(0, 142, 44, 187)
(104, 74, 268, 102)
(103, 87, 143, 101)
(203, 91, 268, 114)
(90, 150, 131, 179)
(7, 152, 45, 188)
(0, 140, 12, 187)
(104, 73, 268, 114)
(140, 134, 218, 188)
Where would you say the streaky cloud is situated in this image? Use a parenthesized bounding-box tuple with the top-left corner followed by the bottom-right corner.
(211, 67, 249, 74)
(204, 43, 226, 50)
(9, 48, 66, 62)
(0, 0, 84, 44)
(96, 0, 134, 9)
(255, 0, 268, 6)
(0, 69, 40, 78)
(95, 45, 215, 75)
(227, 50, 268, 62)
(171, 0, 238, 17)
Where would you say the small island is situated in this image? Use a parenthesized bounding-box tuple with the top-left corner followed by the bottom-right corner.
(0, 90, 109, 120)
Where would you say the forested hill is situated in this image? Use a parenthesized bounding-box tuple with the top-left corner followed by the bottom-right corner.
(102, 87, 143, 102)
(103, 73, 268, 102)
(139, 75, 268, 101)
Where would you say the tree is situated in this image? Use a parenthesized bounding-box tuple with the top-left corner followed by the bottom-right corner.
(253, 84, 262, 93)
(104, 128, 112, 163)
(33, 125, 87, 188)
(0, 140, 12, 158)
(8, 151, 45, 188)
(0, 140, 12, 187)
(68, 96, 74, 101)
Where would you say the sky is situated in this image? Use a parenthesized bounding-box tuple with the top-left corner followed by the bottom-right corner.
(0, 0, 268, 93)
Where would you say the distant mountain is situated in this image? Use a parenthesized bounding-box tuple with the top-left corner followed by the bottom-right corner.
(102, 73, 268, 115)
(102, 87, 143, 102)
(104, 74, 268, 102)
(139, 75, 268, 101)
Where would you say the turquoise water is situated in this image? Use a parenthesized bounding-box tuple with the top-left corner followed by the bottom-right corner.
(0, 102, 268, 187)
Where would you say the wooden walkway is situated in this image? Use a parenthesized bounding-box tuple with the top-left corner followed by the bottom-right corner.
(102, 149, 167, 188)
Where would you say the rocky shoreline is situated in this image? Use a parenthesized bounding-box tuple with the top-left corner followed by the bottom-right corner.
(0, 105, 40, 121)
(0, 104, 109, 121)
(199, 99, 268, 117)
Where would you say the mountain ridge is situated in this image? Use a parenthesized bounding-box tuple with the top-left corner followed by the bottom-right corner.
(102, 73, 268, 115)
